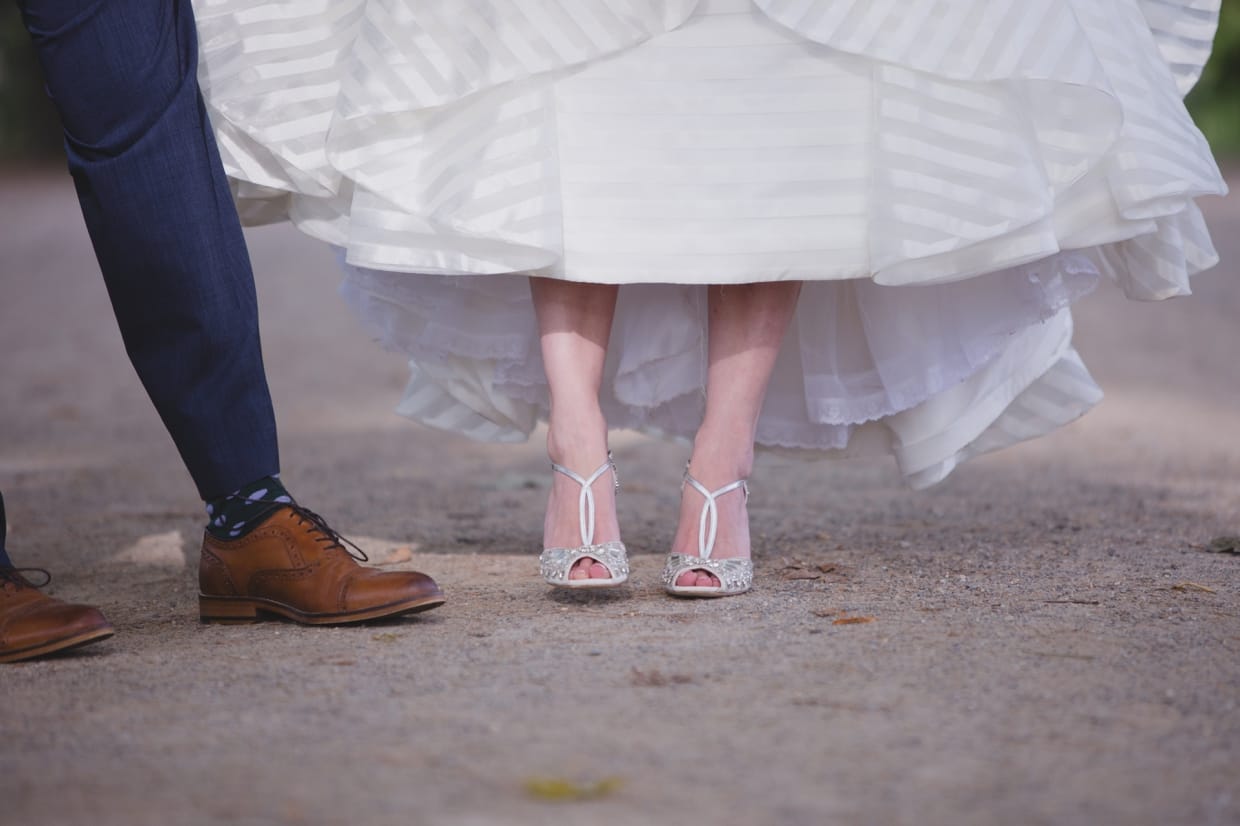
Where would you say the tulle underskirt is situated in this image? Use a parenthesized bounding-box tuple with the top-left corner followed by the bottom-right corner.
(194, 0, 1227, 486)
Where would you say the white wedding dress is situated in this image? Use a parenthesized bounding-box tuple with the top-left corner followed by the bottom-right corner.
(194, 0, 1227, 487)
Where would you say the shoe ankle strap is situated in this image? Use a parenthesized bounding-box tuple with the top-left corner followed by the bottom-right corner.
(682, 468, 748, 560)
(550, 452, 619, 547)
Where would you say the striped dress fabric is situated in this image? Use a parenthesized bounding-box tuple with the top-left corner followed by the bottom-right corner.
(195, 0, 1226, 487)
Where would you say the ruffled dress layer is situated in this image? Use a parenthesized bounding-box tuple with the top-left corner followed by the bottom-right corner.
(194, 0, 1227, 487)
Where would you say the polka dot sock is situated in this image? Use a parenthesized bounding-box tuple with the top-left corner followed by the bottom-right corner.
(205, 475, 293, 540)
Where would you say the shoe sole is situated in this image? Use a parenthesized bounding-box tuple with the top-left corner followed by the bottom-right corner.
(546, 575, 628, 590)
(665, 586, 751, 599)
(0, 626, 115, 663)
(198, 592, 445, 625)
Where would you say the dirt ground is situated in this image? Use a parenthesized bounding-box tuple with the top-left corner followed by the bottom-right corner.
(1, 170, 1238, 826)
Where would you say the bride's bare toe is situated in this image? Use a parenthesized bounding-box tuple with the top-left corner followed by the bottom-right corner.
(698, 571, 720, 587)
(569, 558, 612, 579)
(675, 569, 716, 588)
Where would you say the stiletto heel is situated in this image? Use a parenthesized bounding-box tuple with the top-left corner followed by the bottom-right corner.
(538, 453, 629, 589)
(662, 467, 753, 597)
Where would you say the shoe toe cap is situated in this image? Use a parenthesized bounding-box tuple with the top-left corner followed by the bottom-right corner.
(3, 601, 113, 655)
(345, 569, 443, 610)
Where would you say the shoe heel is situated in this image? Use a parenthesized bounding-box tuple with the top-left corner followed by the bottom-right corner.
(199, 596, 260, 624)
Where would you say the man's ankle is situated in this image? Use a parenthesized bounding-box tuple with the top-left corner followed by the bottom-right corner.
(204, 475, 294, 540)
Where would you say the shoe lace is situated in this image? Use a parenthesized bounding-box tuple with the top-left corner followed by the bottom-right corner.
(0, 494, 54, 590)
(250, 498, 370, 563)
(0, 566, 51, 591)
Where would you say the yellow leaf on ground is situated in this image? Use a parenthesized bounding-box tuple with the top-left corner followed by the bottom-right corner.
(523, 777, 622, 801)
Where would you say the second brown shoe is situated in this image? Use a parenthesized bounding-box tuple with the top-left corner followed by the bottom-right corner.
(199, 504, 444, 624)
(1, 567, 114, 663)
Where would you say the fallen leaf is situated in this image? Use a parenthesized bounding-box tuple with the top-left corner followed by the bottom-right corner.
(107, 530, 187, 568)
(1205, 536, 1240, 555)
(371, 633, 401, 643)
(1170, 582, 1217, 594)
(524, 777, 622, 801)
(816, 563, 839, 574)
(1022, 650, 1096, 661)
(782, 570, 822, 581)
(380, 545, 415, 565)
(832, 616, 876, 625)
(791, 697, 896, 713)
(631, 667, 694, 687)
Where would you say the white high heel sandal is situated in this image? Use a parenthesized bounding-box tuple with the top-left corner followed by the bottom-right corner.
(662, 468, 753, 597)
(538, 453, 629, 589)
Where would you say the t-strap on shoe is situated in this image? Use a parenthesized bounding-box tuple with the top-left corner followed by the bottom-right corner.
(538, 453, 629, 589)
(662, 469, 753, 597)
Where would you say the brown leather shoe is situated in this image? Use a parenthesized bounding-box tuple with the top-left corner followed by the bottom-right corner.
(199, 504, 444, 624)
(0, 568, 115, 663)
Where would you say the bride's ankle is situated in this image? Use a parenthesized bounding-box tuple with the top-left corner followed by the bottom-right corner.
(686, 448, 754, 487)
(546, 411, 609, 468)
(688, 422, 755, 477)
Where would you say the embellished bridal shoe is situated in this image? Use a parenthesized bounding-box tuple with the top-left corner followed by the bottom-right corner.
(662, 469, 753, 598)
(538, 454, 629, 589)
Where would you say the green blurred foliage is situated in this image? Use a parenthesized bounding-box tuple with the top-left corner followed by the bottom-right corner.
(0, 3, 61, 160)
(1186, 0, 1240, 153)
(0, 2, 1238, 159)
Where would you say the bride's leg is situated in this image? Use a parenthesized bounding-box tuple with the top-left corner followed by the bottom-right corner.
(672, 281, 802, 587)
(530, 276, 621, 580)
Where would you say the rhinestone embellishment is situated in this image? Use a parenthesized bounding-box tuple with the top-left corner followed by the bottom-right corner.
(539, 540, 630, 586)
(661, 553, 753, 595)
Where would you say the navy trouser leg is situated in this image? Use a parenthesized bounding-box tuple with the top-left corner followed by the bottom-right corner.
(0, 493, 12, 568)
(17, 0, 279, 500)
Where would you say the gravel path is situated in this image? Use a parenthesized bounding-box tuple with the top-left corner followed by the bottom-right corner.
(2, 170, 1237, 826)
